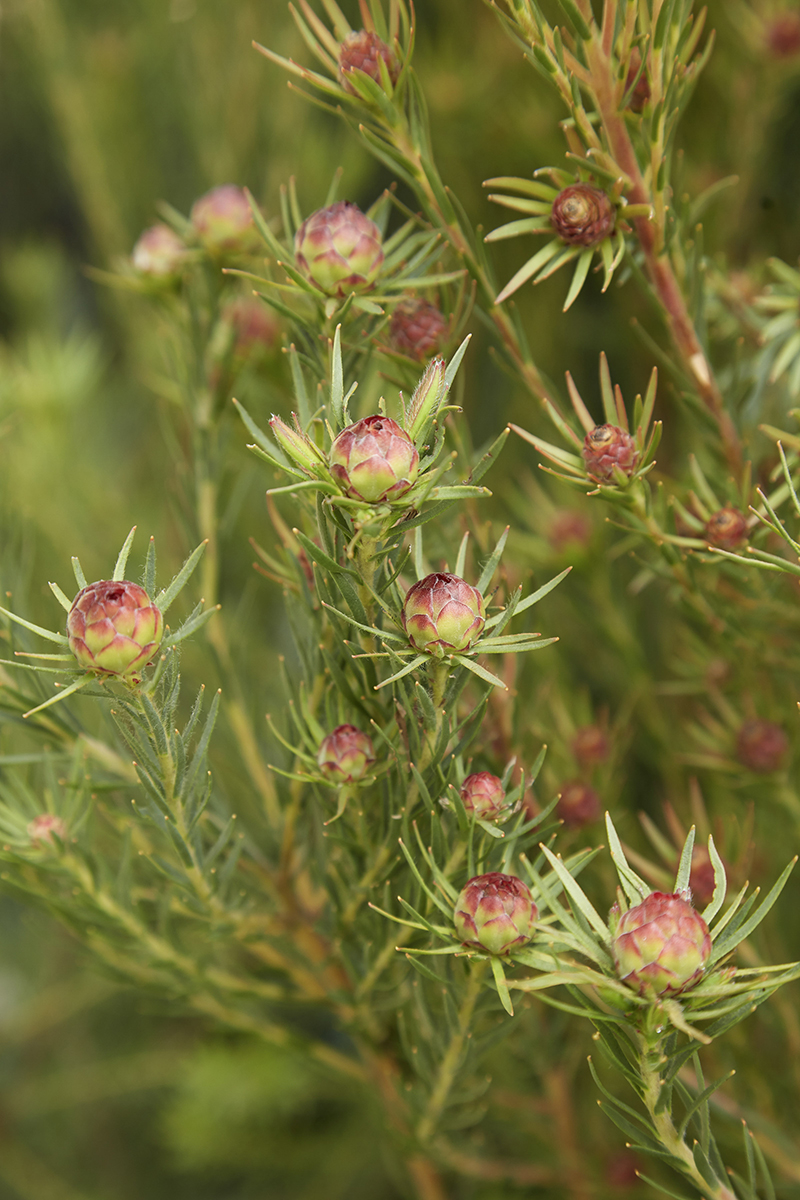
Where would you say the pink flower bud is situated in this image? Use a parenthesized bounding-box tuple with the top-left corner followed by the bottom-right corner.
(454, 872, 537, 955)
(548, 510, 592, 553)
(338, 29, 400, 93)
(551, 185, 615, 247)
(221, 297, 278, 360)
(612, 891, 712, 996)
(557, 779, 601, 828)
(317, 725, 376, 784)
(131, 224, 188, 280)
(27, 814, 67, 846)
(389, 298, 447, 360)
(402, 573, 486, 656)
(67, 581, 164, 681)
(704, 506, 748, 550)
(571, 725, 609, 768)
(294, 202, 384, 297)
(191, 185, 257, 254)
(460, 772, 507, 820)
(582, 425, 639, 482)
(766, 13, 800, 58)
(329, 416, 419, 503)
(736, 719, 788, 773)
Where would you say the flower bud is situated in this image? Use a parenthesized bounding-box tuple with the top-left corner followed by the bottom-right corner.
(454, 872, 537, 955)
(766, 13, 800, 58)
(131, 224, 189, 280)
(402, 573, 486, 656)
(222, 297, 278, 359)
(329, 416, 419, 503)
(269, 414, 322, 474)
(557, 779, 601, 828)
(317, 724, 376, 783)
(27, 814, 67, 846)
(736, 718, 788, 773)
(612, 891, 712, 996)
(551, 185, 615, 247)
(67, 581, 164, 680)
(572, 725, 609, 768)
(460, 772, 507, 820)
(338, 29, 400, 93)
(191, 184, 258, 254)
(548, 510, 592, 553)
(704, 506, 748, 550)
(582, 424, 639, 482)
(389, 298, 447, 360)
(294, 202, 384, 297)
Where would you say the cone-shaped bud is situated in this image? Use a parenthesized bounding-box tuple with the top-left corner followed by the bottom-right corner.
(704, 506, 748, 550)
(269, 415, 322, 474)
(67, 581, 164, 680)
(612, 891, 712, 996)
(329, 416, 419, 503)
(317, 724, 376, 784)
(460, 772, 507, 820)
(625, 50, 651, 112)
(405, 357, 447, 443)
(402, 573, 485, 656)
(736, 718, 788, 773)
(572, 725, 609, 768)
(294, 202, 384, 297)
(191, 184, 258, 254)
(131, 224, 189, 280)
(582, 424, 639, 482)
(557, 779, 601, 828)
(27, 814, 67, 846)
(454, 872, 537, 955)
(551, 185, 615, 247)
(389, 298, 447, 360)
(338, 29, 400, 93)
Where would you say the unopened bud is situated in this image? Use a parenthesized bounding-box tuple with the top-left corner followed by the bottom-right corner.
(612, 891, 712, 996)
(572, 725, 609, 768)
(405, 357, 447, 443)
(402, 573, 485, 656)
(766, 13, 800, 58)
(389, 298, 447, 360)
(191, 184, 258, 254)
(460, 772, 507, 820)
(317, 724, 376, 783)
(736, 718, 788, 773)
(338, 29, 400, 93)
(704, 506, 748, 550)
(582, 424, 639, 482)
(131, 224, 188, 280)
(551, 185, 615, 247)
(269, 414, 321, 473)
(67, 581, 163, 681)
(294, 202, 384, 297)
(329, 416, 418, 503)
(454, 872, 537, 955)
(557, 779, 601, 828)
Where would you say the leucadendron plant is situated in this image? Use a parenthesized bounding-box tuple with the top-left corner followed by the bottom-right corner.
(3, 0, 800, 1197)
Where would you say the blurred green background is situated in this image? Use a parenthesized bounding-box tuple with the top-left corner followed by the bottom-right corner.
(1, 1, 800, 1196)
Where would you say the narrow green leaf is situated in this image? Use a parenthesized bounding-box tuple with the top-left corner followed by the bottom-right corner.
(113, 527, 137, 582)
(674, 826, 696, 894)
(155, 542, 206, 613)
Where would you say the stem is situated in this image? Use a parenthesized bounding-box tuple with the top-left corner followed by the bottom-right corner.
(636, 1031, 737, 1200)
(416, 958, 487, 1144)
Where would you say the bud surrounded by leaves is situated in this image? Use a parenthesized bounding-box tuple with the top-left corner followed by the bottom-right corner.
(190, 184, 257, 254)
(338, 29, 399, 93)
(329, 416, 419, 503)
(389, 297, 447, 360)
(736, 718, 788, 773)
(582, 424, 639, 482)
(611, 892, 712, 996)
(131, 224, 188, 280)
(316, 725, 376, 784)
(454, 873, 537, 955)
(704, 506, 748, 550)
(551, 184, 615, 247)
(294, 202, 384, 297)
(67, 581, 164, 681)
(402, 573, 486, 656)
(460, 772, 507, 820)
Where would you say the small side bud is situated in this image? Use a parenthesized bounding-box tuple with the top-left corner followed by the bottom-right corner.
(269, 415, 322, 473)
(131, 224, 189, 280)
(551, 185, 615, 247)
(572, 725, 609, 768)
(389, 298, 447, 361)
(405, 357, 447, 443)
(704, 506, 748, 550)
(736, 718, 788, 773)
(582, 425, 639, 482)
(460, 772, 507, 821)
(191, 184, 258, 255)
(338, 29, 400, 93)
(557, 779, 601, 828)
(317, 725, 376, 783)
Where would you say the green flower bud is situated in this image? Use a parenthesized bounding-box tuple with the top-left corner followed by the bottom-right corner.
(131, 224, 189, 280)
(191, 184, 258, 254)
(454, 872, 537, 955)
(612, 891, 712, 996)
(460, 772, 507, 820)
(294, 202, 384, 297)
(402, 573, 485, 656)
(67, 581, 164, 681)
(329, 416, 419, 503)
(317, 724, 376, 784)
(269, 414, 322, 474)
(582, 425, 639, 482)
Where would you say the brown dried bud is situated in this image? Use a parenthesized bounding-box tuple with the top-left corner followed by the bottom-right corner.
(551, 185, 615, 247)
(389, 298, 447, 360)
(557, 780, 601, 828)
(339, 29, 400, 93)
(704, 506, 748, 550)
(572, 725, 609, 768)
(736, 719, 788, 773)
(625, 50, 651, 112)
(582, 425, 639, 482)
